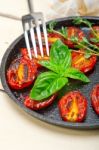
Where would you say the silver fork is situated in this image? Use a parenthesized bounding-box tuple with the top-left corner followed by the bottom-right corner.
(22, 0, 49, 59)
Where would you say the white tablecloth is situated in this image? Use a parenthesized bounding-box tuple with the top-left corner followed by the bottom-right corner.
(0, 1, 99, 150)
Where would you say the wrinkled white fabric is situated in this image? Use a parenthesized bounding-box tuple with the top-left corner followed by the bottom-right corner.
(46, 0, 99, 20)
(0, 0, 98, 21)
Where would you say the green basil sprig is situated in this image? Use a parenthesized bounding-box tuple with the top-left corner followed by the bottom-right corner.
(30, 40, 90, 101)
(40, 40, 71, 74)
(30, 71, 68, 100)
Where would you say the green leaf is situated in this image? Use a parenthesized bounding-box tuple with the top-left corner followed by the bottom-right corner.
(50, 40, 71, 73)
(30, 71, 68, 100)
(70, 36, 78, 43)
(84, 50, 92, 58)
(73, 17, 83, 25)
(73, 17, 92, 27)
(90, 38, 99, 43)
(74, 44, 82, 49)
(30, 39, 90, 101)
(39, 40, 71, 74)
(82, 37, 89, 44)
(47, 21, 57, 33)
(39, 60, 59, 73)
(59, 26, 68, 38)
(64, 68, 90, 83)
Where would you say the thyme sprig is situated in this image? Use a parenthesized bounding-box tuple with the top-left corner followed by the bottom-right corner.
(47, 21, 67, 38)
(70, 36, 99, 58)
(73, 17, 99, 41)
(47, 20, 99, 58)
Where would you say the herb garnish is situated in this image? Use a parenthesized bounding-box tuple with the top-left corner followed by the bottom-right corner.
(30, 40, 89, 101)
(47, 19, 99, 58)
(73, 17, 99, 41)
(70, 36, 99, 58)
(47, 21, 67, 39)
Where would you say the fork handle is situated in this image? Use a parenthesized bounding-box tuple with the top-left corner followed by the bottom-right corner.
(28, 0, 34, 13)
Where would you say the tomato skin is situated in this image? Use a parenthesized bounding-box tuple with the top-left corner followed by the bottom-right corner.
(48, 32, 62, 45)
(63, 27, 85, 48)
(21, 48, 40, 68)
(35, 33, 62, 46)
(7, 57, 38, 89)
(89, 26, 99, 46)
(91, 84, 99, 115)
(21, 48, 49, 68)
(72, 50, 97, 73)
(24, 94, 57, 110)
(58, 91, 87, 122)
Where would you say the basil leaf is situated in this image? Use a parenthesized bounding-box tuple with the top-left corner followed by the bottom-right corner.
(39, 60, 59, 74)
(50, 40, 71, 72)
(39, 40, 71, 75)
(30, 71, 68, 100)
(64, 68, 90, 83)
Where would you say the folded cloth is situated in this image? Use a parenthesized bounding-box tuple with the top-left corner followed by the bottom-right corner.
(0, 0, 98, 21)
(77, 0, 99, 16)
(45, 0, 99, 20)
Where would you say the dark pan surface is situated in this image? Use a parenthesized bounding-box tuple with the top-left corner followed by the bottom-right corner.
(1, 16, 99, 129)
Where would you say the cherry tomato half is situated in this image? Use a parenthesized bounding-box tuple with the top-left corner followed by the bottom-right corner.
(48, 32, 62, 45)
(21, 48, 49, 60)
(21, 48, 49, 68)
(7, 57, 38, 89)
(58, 91, 87, 122)
(90, 84, 99, 115)
(24, 94, 57, 110)
(89, 26, 99, 46)
(63, 27, 85, 48)
(34, 33, 61, 47)
(72, 50, 97, 73)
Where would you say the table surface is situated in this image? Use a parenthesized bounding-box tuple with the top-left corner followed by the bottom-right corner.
(0, 1, 99, 150)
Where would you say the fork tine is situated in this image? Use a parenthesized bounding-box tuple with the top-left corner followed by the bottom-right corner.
(22, 14, 32, 59)
(42, 20, 49, 56)
(29, 22, 38, 58)
(24, 30, 32, 59)
(36, 24, 44, 57)
(22, 13, 49, 59)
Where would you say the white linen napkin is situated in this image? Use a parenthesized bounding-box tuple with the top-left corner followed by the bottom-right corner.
(33, 0, 99, 21)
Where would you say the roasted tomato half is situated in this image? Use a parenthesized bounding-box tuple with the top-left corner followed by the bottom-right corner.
(7, 57, 38, 89)
(21, 48, 49, 68)
(24, 94, 57, 110)
(48, 32, 62, 45)
(63, 27, 85, 48)
(21, 47, 49, 60)
(90, 84, 99, 115)
(72, 50, 97, 73)
(35, 33, 61, 46)
(89, 26, 99, 46)
(58, 91, 87, 122)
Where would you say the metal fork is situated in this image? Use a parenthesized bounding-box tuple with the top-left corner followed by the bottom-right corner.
(22, 0, 49, 59)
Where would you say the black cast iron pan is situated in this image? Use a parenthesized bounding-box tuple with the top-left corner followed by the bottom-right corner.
(0, 16, 99, 129)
